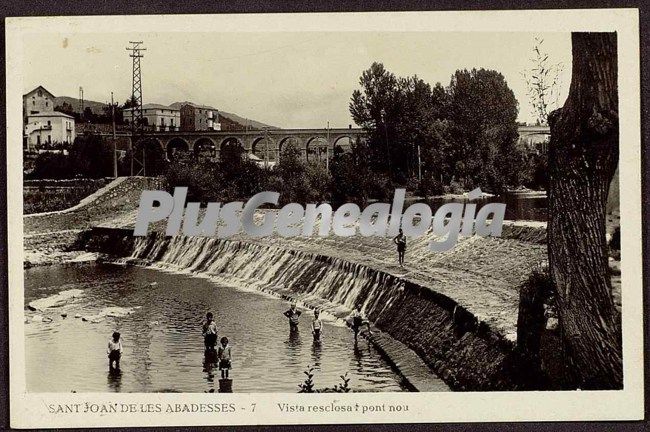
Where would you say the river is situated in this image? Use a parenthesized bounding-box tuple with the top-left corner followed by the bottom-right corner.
(427, 191, 548, 221)
(25, 263, 407, 393)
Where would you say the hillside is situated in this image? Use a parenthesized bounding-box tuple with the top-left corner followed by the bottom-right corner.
(53, 96, 108, 115)
(169, 101, 277, 130)
(52, 96, 277, 129)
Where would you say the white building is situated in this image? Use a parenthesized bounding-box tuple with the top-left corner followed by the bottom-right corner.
(24, 112, 76, 151)
(23, 85, 55, 121)
(124, 103, 180, 131)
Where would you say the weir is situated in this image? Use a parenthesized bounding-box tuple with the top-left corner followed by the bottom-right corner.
(77, 228, 547, 391)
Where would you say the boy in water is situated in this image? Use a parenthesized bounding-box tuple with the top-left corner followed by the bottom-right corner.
(217, 336, 232, 379)
(393, 228, 407, 267)
(283, 301, 302, 332)
(350, 307, 372, 341)
(311, 310, 323, 341)
(107, 331, 123, 371)
(202, 312, 218, 351)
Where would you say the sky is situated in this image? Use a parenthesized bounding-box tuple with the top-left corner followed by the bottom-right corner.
(22, 31, 572, 128)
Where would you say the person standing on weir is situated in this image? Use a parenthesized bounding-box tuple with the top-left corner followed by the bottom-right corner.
(283, 301, 302, 332)
(393, 228, 407, 267)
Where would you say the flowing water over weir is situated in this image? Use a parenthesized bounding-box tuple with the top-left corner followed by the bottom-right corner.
(128, 235, 409, 317)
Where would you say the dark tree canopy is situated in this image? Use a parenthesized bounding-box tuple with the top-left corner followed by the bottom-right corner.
(349, 63, 527, 193)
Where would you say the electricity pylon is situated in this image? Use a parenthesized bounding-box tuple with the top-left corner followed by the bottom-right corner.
(126, 41, 146, 176)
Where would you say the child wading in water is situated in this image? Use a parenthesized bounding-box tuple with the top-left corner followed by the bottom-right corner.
(107, 331, 123, 371)
(202, 312, 218, 351)
(393, 228, 407, 267)
(217, 337, 232, 379)
(311, 310, 323, 341)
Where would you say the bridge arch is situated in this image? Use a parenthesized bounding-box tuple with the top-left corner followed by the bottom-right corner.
(276, 136, 303, 161)
(251, 136, 277, 163)
(332, 135, 353, 154)
(166, 137, 190, 161)
(193, 137, 216, 160)
(218, 136, 247, 161)
(218, 136, 245, 151)
(305, 136, 329, 163)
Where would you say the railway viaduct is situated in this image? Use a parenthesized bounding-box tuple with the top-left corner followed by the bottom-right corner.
(106, 125, 549, 162)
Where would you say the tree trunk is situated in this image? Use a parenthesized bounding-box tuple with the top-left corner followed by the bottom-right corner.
(547, 32, 622, 389)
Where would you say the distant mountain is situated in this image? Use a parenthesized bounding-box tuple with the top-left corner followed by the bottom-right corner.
(53, 96, 108, 115)
(170, 101, 278, 130)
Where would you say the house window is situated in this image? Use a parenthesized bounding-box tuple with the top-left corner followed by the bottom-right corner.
(32, 101, 35, 106)
(48, 135, 51, 143)
(37, 135, 41, 145)
(47, 120, 51, 126)
(38, 90, 43, 97)
(46, 102, 49, 107)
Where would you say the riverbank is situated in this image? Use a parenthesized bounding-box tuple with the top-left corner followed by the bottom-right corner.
(23, 176, 163, 267)
(22, 176, 621, 391)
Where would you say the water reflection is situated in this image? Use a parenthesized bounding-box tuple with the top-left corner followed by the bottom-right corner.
(352, 340, 364, 372)
(203, 349, 218, 391)
(311, 338, 323, 368)
(284, 328, 303, 369)
(107, 369, 122, 392)
(428, 193, 548, 221)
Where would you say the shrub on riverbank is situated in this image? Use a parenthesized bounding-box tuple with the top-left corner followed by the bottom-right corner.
(23, 178, 110, 214)
(298, 366, 352, 393)
(27, 135, 130, 180)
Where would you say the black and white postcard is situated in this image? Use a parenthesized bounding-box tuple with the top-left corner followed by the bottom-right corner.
(5, 9, 644, 428)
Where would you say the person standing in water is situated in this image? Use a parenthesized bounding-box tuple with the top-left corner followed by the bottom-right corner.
(350, 307, 372, 341)
(202, 312, 218, 351)
(393, 228, 407, 267)
(217, 337, 232, 380)
(107, 331, 123, 372)
(283, 301, 302, 332)
(311, 310, 323, 341)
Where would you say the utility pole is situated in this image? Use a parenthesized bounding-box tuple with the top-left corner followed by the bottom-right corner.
(264, 127, 269, 169)
(417, 143, 422, 181)
(111, 92, 117, 177)
(79, 87, 84, 121)
(380, 109, 392, 178)
(326, 121, 330, 172)
(126, 41, 146, 176)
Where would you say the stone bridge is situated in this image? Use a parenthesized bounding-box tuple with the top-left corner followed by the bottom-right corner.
(517, 125, 551, 153)
(123, 127, 367, 162)
(107, 124, 550, 162)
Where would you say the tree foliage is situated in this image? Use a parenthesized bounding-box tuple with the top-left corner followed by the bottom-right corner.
(349, 62, 531, 193)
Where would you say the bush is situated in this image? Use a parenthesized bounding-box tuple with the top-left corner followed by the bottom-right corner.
(29, 152, 71, 179)
(163, 147, 268, 203)
(273, 146, 331, 205)
(417, 173, 444, 197)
